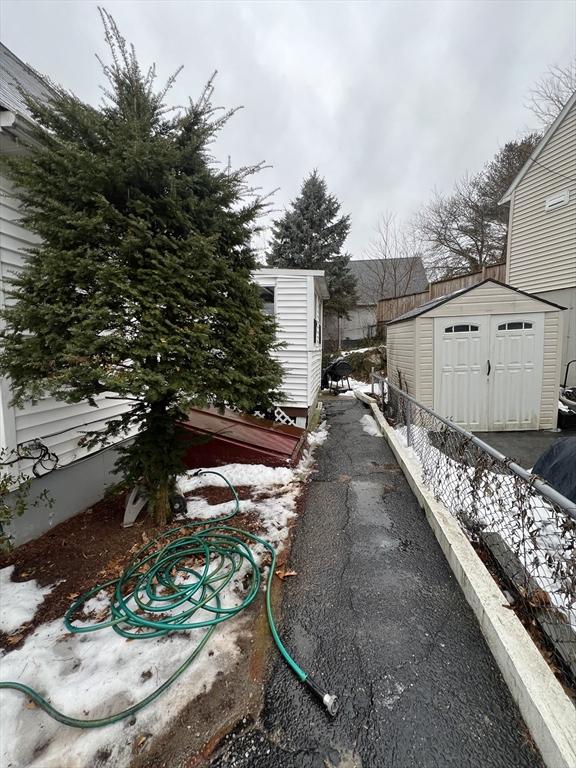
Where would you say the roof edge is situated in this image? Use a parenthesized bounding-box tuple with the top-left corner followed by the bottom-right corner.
(499, 90, 576, 204)
(387, 278, 566, 326)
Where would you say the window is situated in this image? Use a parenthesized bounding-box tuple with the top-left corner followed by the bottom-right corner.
(259, 286, 275, 316)
(444, 324, 479, 333)
(497, 321, 533, 330)
(314, 294, 322, 344)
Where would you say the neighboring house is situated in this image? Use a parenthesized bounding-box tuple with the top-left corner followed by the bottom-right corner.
(500, 90, 576, 386)
(253, 268, 329, 427)
(0, 44, 135, 544)
(324, 257, 428, 345)
(386, 279, 564, 432)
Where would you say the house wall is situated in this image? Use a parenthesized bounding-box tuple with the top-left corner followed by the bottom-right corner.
(506, 101, 576, 296)
(6, 439, 131, 546)
(323, 305, 376, 343)
(0, 174, 133, 473)
(386, 321, 416, 394)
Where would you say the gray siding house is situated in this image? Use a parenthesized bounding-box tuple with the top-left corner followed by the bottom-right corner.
(500, 90, 576, 386)
(324, 256, 428, 345)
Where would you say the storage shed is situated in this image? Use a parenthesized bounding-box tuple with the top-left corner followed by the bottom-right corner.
(386, 279, 564, 431)
(252, 268, 329, 427)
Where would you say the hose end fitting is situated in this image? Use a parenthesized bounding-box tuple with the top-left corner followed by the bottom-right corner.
(305, 677, 339, 717)
(322, 693, 339, 716)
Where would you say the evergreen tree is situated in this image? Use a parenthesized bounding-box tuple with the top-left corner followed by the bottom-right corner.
(267, 171, 357, 318)
(0, 11, 283, 524)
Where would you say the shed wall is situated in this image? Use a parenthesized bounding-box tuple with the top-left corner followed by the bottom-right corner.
(253, 272, 311, 410)
(386, 321, 416, 394)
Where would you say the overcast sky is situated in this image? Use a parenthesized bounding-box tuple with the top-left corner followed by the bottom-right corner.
(2, 0, 575, 258)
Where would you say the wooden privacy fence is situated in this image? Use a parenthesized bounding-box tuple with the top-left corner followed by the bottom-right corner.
(377, 262, 506, 325)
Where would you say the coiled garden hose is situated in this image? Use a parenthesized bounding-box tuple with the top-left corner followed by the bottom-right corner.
(0, 470, 338, 728)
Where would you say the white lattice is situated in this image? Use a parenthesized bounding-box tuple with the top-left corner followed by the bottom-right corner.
(252, 407, 298, 427)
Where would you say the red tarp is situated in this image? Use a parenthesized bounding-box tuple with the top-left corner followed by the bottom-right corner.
(177, 407, 306, 469)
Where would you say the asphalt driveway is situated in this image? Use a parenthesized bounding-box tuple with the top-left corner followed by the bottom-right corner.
(210, 399, 543, 768)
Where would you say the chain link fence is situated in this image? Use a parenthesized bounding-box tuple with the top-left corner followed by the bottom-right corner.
(373, 375, 576, 686)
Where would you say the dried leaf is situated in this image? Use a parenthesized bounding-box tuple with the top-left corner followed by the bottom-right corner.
(275, 568, 297, 581)
(6, 634, 24, 645)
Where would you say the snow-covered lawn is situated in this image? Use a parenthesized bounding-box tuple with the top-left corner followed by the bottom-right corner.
(394, 423, 576, 631)
(0, 422, 329, 768)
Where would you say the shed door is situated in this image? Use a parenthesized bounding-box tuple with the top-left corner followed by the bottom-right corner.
(434, 316, 489, 430)
(434, 314, 544, 431)
(488, 315, 543, 430)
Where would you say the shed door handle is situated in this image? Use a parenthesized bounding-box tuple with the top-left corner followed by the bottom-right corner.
(487, 359, 491, 376)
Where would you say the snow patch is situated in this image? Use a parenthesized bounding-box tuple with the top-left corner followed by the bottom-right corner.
(0, 566, 54, 635)
(0, 418, 331, 767)
(360, 414, 383, 437)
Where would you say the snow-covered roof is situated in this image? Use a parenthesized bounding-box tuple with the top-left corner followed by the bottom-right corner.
(499, 89, 576, 204)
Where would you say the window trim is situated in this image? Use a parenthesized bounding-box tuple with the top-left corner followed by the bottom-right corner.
(444, 324, 479, 334)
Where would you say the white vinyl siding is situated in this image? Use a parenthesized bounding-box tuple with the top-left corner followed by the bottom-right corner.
(0, 174, 134, 469)
(507, 102, 576, 294)
(252, 270, 326, 412)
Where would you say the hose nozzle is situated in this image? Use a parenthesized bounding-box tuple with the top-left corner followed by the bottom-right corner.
(305, 677, 339, 716)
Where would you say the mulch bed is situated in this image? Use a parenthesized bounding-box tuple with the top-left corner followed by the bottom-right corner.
(0, 483, 269, 653)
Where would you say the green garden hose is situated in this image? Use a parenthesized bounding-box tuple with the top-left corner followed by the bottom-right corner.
(0, 470, 338, 728)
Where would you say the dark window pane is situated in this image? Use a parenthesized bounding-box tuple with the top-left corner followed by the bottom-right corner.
(259, 286, 275, 316)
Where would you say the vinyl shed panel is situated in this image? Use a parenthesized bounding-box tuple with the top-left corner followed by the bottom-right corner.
(424, 280, 553, 317)
(386, 321, 415, 394)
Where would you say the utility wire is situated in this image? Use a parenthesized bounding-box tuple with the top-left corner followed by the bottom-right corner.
(528, 156, 576, 184)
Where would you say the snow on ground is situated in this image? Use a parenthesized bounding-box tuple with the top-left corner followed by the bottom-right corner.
(0, 566, 54, 635)
(338, 377, 370, 397)
(394, 423, 576, 631)
(340, 346, 383, 356)
(360, 413, 383, 437)
(0, 419, 330, 768)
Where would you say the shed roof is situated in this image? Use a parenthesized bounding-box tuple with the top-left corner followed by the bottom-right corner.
(387, 279, 565, 325)
(0, 43, 55, 121)
(348, 257, 428, 305)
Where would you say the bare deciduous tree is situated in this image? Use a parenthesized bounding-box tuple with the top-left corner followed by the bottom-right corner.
(526, 58, 576, 127)
(362, 213, 426, 300)
(415, 175, 503, 279)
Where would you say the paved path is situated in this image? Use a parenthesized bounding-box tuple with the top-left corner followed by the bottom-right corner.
(211, 399, 543, 768)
